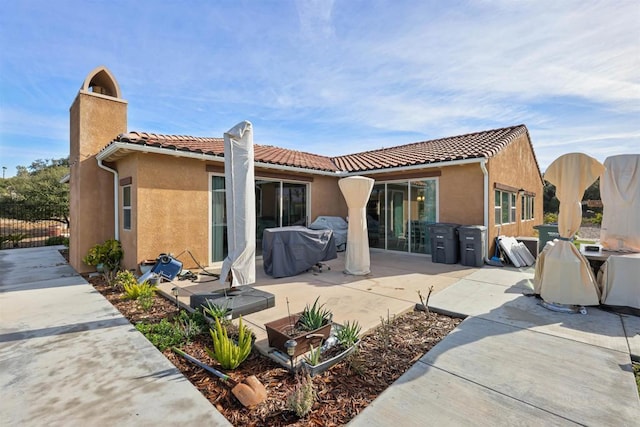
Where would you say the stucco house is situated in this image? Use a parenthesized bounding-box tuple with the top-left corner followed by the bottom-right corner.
(69, 66, 543, 274)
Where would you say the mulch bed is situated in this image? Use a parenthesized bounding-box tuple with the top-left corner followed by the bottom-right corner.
(86, 272, 461, 426)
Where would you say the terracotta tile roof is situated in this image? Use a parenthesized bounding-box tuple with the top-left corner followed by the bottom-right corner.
(331, 124, 530, 172)
(113, 132, 338, 172)
(110, 125, 533, 174)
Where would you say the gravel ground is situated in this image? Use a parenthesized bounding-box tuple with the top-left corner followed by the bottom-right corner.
(578, 225, 601, 240)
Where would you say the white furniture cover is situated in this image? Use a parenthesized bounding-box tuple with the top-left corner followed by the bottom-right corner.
(534, 153, 604, 305)
(338, 176, 374, 275)
(220, 121, 256, 286)
(598, 253, 640, 309)
(600, 154, 640, 252)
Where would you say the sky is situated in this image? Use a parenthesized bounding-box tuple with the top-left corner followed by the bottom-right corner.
(1, 0, 638, 178)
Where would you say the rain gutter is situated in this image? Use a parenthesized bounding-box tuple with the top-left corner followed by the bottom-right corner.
(96, 142, 343, 177)
(97, 159, 119, 241)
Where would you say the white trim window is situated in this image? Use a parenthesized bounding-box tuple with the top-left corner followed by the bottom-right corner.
(521, 195, 534, 221)
(495, 189, 516, 225)
(122, 185, 131, 230)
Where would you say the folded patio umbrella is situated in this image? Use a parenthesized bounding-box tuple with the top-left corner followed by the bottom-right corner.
(534, 153, 604, 305)
(220, 121, 256, 287)
(338, 176, 374, 275)
(600, 154, 640, 252)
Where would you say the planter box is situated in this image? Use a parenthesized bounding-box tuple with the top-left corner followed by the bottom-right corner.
(264, 313, 332, 358)
(302, 340, 360, 377)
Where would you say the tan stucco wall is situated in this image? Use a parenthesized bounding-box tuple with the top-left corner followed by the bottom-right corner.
(128, 154, 211, 271)
(310, 175, 346, 220)
(487, 133, 544, 253)
(69, 92, 127, 273)
(438, 164, 484, 224)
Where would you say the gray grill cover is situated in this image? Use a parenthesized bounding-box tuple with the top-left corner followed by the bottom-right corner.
(262, 226, 337, 278)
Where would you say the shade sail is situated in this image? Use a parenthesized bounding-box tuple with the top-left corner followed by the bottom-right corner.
(220, 121, 256, 286)
(338, 176, 374, 275)
(600, 154, 640, 252)
(533, 153, 604, 305)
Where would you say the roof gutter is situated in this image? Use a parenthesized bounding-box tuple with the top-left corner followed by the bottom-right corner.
(97, 158, 119, 241)
(344, 156, 487, 176)
(97, 142, 343, 177)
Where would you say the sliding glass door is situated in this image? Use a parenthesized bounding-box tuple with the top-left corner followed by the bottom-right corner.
(212, 174, 308, 264)
(366, 178, 438, 254)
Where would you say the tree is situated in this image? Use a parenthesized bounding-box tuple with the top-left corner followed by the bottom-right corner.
(0, 158, 70, 225)
(543, 181, 559, 214)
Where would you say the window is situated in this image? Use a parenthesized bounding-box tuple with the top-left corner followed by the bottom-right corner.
(495, 189, 517, 225)
(122, 186, 131, 230)
(521, 195, 534, 220)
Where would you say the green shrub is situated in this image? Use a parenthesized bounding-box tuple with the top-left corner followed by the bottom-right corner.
(115, 270, 137, 290)
(336, 320, 361, 348)
(122, 281, 156, 301)
(206, 317, 252, 370)
(543, 213, 558, 224)
(202, 299, 231, 321)
(136, 319, 185, 351)
(45, 236, 69, 246)
(175, 311, 202, 343)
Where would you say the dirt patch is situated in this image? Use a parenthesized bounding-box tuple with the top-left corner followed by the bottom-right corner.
(88, 275, 461, 426)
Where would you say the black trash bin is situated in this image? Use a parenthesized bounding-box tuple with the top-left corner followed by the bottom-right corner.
(429, 223, 460, 264)
(458, 225, 487, 267)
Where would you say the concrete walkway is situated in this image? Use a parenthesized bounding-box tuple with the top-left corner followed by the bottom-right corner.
(2, 247, 639, 426)
(350, 267, 640, 426)
(0, 247, 230, 426)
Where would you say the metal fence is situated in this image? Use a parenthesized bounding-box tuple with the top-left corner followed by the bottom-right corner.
(0, 202, 69, 249)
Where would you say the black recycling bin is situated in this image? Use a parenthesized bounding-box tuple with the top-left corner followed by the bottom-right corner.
(458, 225, 487, 267)
(429, 223, 460, 264)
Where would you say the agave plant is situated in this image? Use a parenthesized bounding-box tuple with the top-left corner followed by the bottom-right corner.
(298, 297, 332, 331)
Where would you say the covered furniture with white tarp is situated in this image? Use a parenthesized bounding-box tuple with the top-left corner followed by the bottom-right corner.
(534, 153, 604, 306)
(598, 253, 640, 310)
(220, 121, 256, 286)
(600, 154, 640, 252)
(338, 176, 374, 275)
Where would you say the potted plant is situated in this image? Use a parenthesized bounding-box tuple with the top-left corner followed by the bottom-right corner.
(265, 297, 333, 358)
(301, 320, 362, 376)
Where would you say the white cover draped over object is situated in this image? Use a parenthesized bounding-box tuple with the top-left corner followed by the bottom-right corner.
(598, 253, 640, 309)
(220, 121, 256, 286)
(338, 176, 374, 275)
(600, 154, 640, 252)
(533, 153, 604, 305)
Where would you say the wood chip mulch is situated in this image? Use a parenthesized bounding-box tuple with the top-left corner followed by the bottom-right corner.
(87, 273, 461, 426)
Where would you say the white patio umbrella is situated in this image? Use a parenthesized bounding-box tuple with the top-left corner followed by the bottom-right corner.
(338, 176, 374, 275)
(534, 153, 604, 306)
(220, 121, 256, 287)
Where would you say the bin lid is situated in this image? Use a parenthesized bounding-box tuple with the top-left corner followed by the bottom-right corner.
(458, 225, 486, 230)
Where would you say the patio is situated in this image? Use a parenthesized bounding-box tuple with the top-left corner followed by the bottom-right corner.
(157, 250, 476, 356)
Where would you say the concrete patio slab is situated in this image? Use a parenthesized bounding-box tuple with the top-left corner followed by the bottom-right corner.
(349, 360, 574, 427)
(419, 316, 640, 426)
(428, 278, 528, 318)
(477, 295, 630, 353)
(464, 265, 535, 288)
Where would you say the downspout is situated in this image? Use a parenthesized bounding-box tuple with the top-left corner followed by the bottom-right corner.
(97, 159, 119, 240)
(480, 159, 489, 258)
